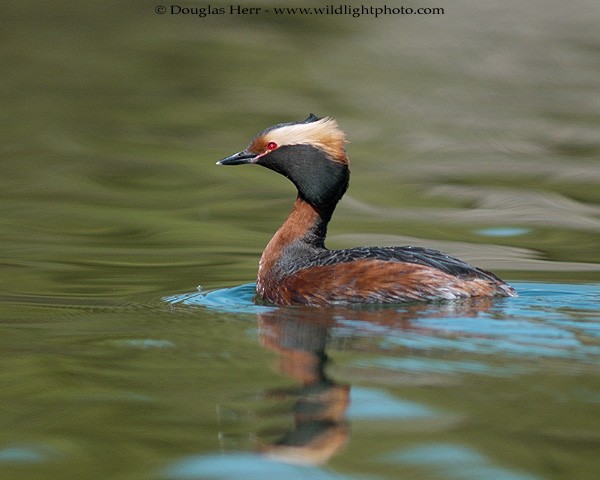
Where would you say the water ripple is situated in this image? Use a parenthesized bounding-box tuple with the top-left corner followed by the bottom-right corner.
(163, 282, 600, 363)
(163, 283, 275, 314)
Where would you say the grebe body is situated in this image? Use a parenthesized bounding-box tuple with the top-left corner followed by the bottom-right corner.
(218, 114, 516, 306)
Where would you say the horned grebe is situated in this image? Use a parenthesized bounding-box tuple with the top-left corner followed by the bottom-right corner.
(217, 114, 517, 306)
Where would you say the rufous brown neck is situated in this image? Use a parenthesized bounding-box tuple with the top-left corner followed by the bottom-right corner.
(257, 197, 329, 291)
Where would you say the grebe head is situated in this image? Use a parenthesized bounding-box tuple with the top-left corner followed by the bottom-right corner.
(217, 114, 349, 210)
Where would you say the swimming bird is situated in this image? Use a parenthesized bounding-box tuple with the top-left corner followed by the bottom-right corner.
(217, 114, 517, 306)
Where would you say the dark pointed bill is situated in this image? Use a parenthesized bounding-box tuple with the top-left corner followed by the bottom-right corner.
(216, 150, 258, 166)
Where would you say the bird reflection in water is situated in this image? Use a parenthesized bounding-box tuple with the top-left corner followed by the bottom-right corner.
(257, 308, 349, 465)
(246, 298, 498, 465)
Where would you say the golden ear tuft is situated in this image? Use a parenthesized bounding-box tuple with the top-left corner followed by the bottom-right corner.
(266, 117, 348, 164)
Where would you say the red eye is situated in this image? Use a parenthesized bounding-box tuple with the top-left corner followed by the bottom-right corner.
(266, 141, 278, 151)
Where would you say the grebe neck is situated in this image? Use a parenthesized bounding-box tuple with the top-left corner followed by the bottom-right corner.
(265, 197, 329, 252)
(258, 197, 330, 289)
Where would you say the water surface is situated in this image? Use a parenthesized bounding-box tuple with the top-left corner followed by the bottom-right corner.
(1, 0, 599, 479)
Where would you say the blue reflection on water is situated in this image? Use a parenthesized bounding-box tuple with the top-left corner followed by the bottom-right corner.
(384, 316, 585, 358)
(163, 283, 275, 314)
(0, 445, 53, 464)
(381, 443, 541, 480)
(164, 452, 352, 480)
(357, 357, 529, 377)
(347, 387, 436, 419)
(404, 283, 600, 360)
(476, 227, 532, 237)
(0, 447, 44, 463)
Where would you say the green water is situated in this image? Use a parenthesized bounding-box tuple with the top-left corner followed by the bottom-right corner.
(1, 1, 599, 479)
